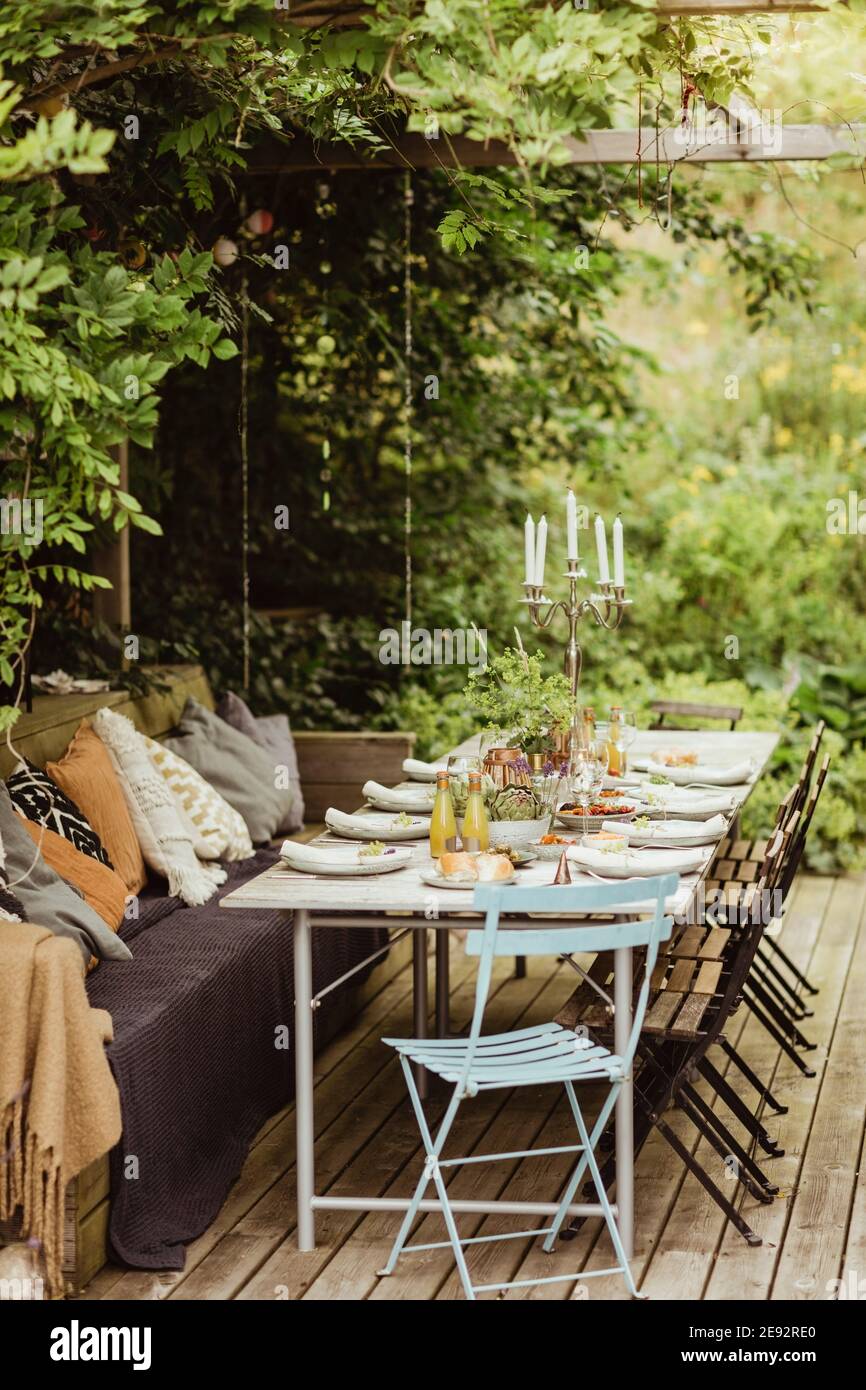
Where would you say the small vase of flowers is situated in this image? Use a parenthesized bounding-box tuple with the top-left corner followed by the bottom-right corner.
(463, 645, 575, 783)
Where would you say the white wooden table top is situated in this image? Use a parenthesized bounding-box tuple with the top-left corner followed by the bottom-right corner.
(220, 728, 779, 921)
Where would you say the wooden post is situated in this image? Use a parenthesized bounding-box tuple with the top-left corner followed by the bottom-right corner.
(92, 439, 131, 643)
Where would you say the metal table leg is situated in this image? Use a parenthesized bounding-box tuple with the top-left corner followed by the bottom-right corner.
(413, 928, 429, 1099)
(614, 944, 634, 1261)
(294, 908, 316, 1251)
(435, 929, 450, 1037)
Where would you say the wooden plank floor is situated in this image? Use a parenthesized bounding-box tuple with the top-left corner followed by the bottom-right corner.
(78, 872, 866, 1302)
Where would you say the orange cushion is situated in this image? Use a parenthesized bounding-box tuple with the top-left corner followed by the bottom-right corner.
(46, 721, 147, 896)
(20, 817, 128, 934)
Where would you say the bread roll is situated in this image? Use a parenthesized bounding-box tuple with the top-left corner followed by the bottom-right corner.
(475, 853, 513, 882)
(439, 851, 477, 878)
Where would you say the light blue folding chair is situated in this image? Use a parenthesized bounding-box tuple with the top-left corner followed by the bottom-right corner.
(378, 874, 678, 1300)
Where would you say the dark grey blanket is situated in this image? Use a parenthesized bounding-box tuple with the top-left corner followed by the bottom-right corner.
(86, 850, 387, 1270)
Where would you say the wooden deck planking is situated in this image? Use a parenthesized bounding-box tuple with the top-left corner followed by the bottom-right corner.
(78, 872, 866, 1302)
(634, 873, 834, 1301)
(770, 874, 866, 1300)
(705, 875, 846, 1299)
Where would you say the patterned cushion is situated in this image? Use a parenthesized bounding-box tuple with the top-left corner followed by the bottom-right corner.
(92, 707, 225, 907)
(0, 826, 26, 922)
(6, 757, 113, 868)
(143, 735, 254, 863)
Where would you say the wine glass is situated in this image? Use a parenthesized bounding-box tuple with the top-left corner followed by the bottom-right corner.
(569, 741, 609, 837)
(618, 710, 638, 773)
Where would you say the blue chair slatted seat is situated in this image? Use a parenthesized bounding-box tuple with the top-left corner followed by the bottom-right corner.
(378, 874, 678, 1301)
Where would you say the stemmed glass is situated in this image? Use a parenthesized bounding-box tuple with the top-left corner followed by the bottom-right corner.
(569, 740, 609, 837)
(618, 710, 638, 774)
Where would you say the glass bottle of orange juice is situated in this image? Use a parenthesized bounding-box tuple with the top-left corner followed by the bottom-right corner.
(430, 770, 458, 858)
(461, 771, 489, 853)
(606, 706, 624, 777)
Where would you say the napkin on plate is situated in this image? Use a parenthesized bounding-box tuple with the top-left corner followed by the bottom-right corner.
(567, 844, 711, 876)
(362, 780, 435, 811)
(607, 813, 728, 841)
(325, 807, 427, 839)
(639, 785, 737, 816)
(280, 839, 411, 872)
(645, 758, 755, 786)
(402, 757, 442, 781)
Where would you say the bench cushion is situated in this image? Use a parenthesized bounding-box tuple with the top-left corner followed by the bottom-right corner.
(164, 697, 293, 845)
(85, 849, 387, 1270)
(47, 721, 148, 895)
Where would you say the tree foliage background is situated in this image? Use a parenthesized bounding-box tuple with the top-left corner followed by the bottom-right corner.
(2, 2, 865, 866)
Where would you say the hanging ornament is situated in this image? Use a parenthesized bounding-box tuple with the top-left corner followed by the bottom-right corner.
(316, 178, 337, 512)
(213, 236, 240, 268)
(32, 94, 67, 118)
(403, 170, 414, 631)
(243, 208, 274, 236)
(117, 237, 147, 270)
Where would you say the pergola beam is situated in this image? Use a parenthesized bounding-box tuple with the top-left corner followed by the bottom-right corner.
(281, 0, 834, 28)
(253, 124, 863, 173)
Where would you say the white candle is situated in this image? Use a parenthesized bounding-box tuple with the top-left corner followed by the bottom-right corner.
(566, 490, 578, 562)
(594, 514, 610, 585)
(524, 513, 535, 586)
(534, 514, 548, 593)
(613, 515, 625, 588)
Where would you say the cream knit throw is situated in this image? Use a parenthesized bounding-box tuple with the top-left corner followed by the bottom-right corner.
(92, 708, 225, 907)
(0, 921, 120, 1297)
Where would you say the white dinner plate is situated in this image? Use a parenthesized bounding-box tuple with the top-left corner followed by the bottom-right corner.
(418, 866, 516, 890)
(279, 843, 413, 876)
(566, 845, 712, 879)
(363, 780, 436, 814)
(325, 809, 429, 842)
(615, 816, 727, 848)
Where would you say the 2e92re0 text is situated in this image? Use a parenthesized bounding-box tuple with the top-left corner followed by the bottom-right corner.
(689, 1327, 816, 1339)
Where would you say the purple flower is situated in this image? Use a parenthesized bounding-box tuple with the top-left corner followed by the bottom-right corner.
(558, 761, 570, 778)
(512, 755, 531, 775)
(541, 759, 556, 777)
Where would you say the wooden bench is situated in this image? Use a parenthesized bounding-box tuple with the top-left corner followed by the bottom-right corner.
(649, 699, 743, 731)
(1, 664, 415, 1292)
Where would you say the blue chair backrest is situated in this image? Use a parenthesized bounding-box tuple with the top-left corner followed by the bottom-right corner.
(456, 875, 679, 1090)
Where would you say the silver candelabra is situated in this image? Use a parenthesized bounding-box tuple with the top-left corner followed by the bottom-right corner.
(520, 558, 632, 703)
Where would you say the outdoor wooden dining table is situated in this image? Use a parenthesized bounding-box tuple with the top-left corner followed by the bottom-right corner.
(221, 727, 778, 1259)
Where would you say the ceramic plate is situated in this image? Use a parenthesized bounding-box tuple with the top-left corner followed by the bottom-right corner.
(325, 811, 429, 842)
(530, 838, 580, 862)
(418, 865, 516, 890)
(556, 808, 639, 829)
(620, 819, 724, 848)
(402, 759, 440, 782)
(279, 844, 412, 876)
(366, 793, 436, 815)
(566, 845, 712, 879)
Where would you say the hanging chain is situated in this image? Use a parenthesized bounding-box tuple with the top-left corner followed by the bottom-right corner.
(403, 170, 413, 631)
(240, 268, 250, 695)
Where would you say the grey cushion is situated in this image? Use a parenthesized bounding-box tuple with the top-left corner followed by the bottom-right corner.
(216, 691, 304, 833)
(0, 783, 133, 967)
(164, 698, 293, 845)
